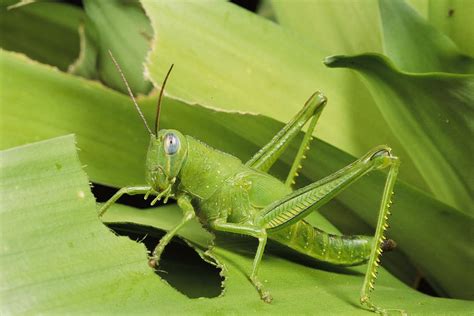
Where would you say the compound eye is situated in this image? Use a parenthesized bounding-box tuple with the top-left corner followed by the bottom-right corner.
(164, 133, 180, 155)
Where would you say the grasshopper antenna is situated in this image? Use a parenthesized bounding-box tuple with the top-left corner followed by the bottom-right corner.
(108, 50, 154, 136)
(155, 64, 174, 135)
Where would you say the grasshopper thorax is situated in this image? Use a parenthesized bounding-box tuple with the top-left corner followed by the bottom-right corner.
(146, 129, 188, 193)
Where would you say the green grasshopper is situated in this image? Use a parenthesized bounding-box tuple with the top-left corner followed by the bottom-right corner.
(99, 51, 402, 314)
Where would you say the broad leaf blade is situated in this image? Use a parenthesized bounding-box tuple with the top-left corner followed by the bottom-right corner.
(0, 1, 81, 71)
(270, 0, 383, 55)
(82, 0, 152, 94)
(268, 0, 429, 191)
(427, 0, 474, 57)
(140, 0, 412, 165)
(325, 54, 473, 215)
(407, 0, 474, 57)
(379, 0, 474, 73)
(68, 17, 99, 79)
(0, 135, 165, 314)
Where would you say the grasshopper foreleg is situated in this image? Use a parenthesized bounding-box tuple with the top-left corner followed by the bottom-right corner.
(98, 185, 153, 218)
(149, 195, 196, 268)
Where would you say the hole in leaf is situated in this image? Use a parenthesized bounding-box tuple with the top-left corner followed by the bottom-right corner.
(414, 274, 439, 297)
(106, 222, 224, 299)
(92, 183, 224, 298)
(108, 223, 223, 298)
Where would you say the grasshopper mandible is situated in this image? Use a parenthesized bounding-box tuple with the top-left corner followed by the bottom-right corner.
(99, 51, 402, 314)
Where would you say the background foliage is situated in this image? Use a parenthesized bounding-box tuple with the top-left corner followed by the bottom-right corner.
(1, 0, 473, 314)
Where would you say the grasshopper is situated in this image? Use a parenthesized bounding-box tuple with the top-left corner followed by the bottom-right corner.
(99, 51, 402, 314)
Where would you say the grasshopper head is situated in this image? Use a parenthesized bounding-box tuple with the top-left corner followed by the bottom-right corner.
(146, 129, 188, 193)
(108, 51, 180, 197)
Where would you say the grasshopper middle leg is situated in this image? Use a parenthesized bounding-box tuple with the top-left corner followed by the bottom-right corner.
(209, 221, 272, 303)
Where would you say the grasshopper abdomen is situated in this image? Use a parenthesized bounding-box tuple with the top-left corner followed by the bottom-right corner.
(269, 220, 372, 266)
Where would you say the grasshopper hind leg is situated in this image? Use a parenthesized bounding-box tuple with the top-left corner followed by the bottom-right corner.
(254, 147, 405, 313)
(359, 155, 406, 315)
(245, 91, 327, 185)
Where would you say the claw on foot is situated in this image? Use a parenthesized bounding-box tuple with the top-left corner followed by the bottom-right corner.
(377, 309, 408, 316)
(251, 276, 273, 304)
(261, 291, 273, 303)
(381, 239, 397, 252)
(361, 296, 406, 315)
(148, 258, 158, 269)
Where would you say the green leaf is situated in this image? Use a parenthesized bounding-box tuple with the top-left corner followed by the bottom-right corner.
(3, 137, 473, 314)
(81, 0, 152, 94)
(321, 0, 474, 213)
(407, 0, 474, 57)
(270, 0, 383, 55)
(325, 53, 473, 215)
(2, 49, 473, 299)
(0, 1, 81, 71)
(0, 135, 157, 314)
(140, 0, 420, 174)
(427, 0, 474, 57)
(267, 0, 429, 191)
(68, 17, 99, 79)
(379, 0, 474, 73)
(0, 50, 147, 187)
